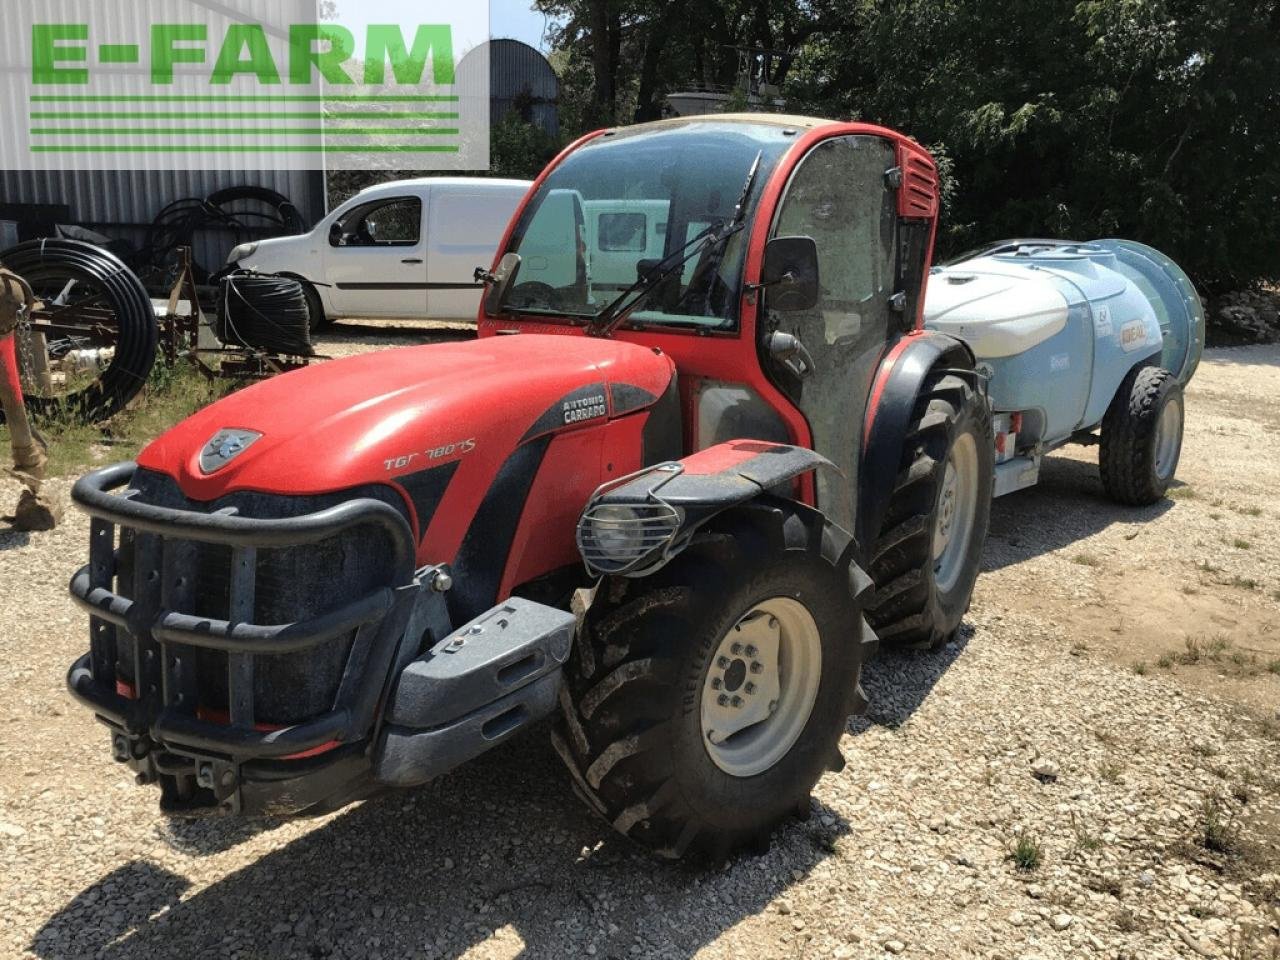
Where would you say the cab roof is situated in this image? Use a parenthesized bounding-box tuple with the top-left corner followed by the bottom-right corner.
(612, 113, 842, 134)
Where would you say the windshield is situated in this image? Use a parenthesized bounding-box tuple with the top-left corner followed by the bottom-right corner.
(499, 121, 797, 331)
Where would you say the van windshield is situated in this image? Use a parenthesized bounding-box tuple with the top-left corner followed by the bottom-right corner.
(499, 121, 796, 332)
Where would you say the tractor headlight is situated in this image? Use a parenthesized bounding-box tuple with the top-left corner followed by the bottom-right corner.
(226, 242, 259, 265)
(577, 502, 682, 577)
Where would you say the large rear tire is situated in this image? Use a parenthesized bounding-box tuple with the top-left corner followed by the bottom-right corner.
(1099, 365, 1184, 506)
(867, 372, 994, 651)
(553, 498, 875, 861)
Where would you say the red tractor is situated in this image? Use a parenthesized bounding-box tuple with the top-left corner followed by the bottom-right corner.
(67, 115, 992, 860)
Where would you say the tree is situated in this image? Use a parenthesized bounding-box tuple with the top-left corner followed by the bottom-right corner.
(538, 0, 1280, 290)
(789, 0, 1280, 290)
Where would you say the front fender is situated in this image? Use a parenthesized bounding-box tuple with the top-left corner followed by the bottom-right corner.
(576, 440, 835, 578)
(858, 332, 981, 555)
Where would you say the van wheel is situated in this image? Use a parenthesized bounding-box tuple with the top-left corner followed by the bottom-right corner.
(867, 372, 994, 651)
(553, 498, 874, 861)
(299, 281, 332, 334)
(1100, 366, 1184, 506)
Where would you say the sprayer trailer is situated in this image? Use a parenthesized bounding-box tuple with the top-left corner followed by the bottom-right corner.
(924, 239, 1203, 509)
(64, 115, 1201, 861)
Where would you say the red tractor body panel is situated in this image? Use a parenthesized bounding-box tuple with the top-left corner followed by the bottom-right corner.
(138, 336, 675, 586)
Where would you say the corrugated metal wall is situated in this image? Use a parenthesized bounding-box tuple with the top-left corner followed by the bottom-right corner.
(0, 0, 325, 272)
(460, 40, 559, 139)
(0, 168, 326, 274)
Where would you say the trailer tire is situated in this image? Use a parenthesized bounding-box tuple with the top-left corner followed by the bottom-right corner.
(867, 372, 993, 651)
(553, 498, 874, 862)
(1100, 365, 1184, 506)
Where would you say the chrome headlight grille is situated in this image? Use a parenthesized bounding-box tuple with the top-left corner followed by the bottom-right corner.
(576, 502, 682, 576)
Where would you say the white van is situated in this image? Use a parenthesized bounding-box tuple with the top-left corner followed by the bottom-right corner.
(226, 177, 532, 330)
(516, 192, 721, 302)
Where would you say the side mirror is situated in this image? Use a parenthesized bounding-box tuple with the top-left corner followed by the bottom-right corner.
(328, 222, 345, 247)
(482, 252, 522, 316)
(761, 236, 820, 312)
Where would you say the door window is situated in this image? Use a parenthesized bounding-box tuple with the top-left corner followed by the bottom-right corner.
(765, 135, 898, 531)
(330, 197, 422, 247)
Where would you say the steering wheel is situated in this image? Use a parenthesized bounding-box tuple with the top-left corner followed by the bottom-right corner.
(511, 281, 559, 310)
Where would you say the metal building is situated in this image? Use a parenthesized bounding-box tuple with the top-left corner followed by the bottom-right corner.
(0, 168, 326, 278)
(459, 39, 560, 139)
(0, 0, 326, 276)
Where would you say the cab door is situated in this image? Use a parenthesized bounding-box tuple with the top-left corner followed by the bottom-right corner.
(323, 194, 428, 319)
(762, 135, 899, 532)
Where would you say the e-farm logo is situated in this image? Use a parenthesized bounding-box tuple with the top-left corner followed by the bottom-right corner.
(4, 2, 490, 171)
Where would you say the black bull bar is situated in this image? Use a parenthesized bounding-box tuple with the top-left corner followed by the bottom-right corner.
(65, 461, 422, 772)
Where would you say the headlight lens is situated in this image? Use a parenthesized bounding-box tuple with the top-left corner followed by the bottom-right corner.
(577, 502, 681, 576)
(226, 242, 259, 264)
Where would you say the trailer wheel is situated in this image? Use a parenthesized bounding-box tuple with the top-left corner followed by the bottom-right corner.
(867, 372, 994, 651)
(1099, 366, 1184, 506)
(553, 499, 874, 861)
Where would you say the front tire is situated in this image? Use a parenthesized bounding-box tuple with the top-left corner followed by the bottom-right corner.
(553, 499, 875, 861)
(1099, 365, 1184, 506)
(867, 372, 994, 651)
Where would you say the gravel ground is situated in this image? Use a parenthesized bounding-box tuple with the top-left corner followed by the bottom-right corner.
(1, 344, 1277, 960)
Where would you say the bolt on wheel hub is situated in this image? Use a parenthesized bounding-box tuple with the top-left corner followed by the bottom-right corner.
(700, 598, 823, 777)
(932, 432, 980, 595)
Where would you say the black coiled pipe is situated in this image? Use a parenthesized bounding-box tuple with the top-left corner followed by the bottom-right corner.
(0, 238, 158, 423)
(216, 273, 313, 357)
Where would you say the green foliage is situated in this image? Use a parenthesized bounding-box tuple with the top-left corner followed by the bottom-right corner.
(1009, 832, 1045, 871)
(490, 110, 563, 180)
(540, 0, 1280, 291)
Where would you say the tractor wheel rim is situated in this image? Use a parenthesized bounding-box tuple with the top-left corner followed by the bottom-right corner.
(933, 432, 980, 595)
(700, 597, 822, 778)
(1154, 394, 1184, 481)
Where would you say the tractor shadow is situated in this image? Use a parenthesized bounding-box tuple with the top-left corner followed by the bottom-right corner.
(154, 815, 286, 856)
(31, 732, 851, 960)
(982, 453, 1173, 573)
(0, 525, 32, 551)
(856, 625, 972, 734)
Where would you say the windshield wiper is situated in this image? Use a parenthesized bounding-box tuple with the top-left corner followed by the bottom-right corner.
(588, 151, 764, 337)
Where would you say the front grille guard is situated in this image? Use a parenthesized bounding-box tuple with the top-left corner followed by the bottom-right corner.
(66, 462, 420, 771)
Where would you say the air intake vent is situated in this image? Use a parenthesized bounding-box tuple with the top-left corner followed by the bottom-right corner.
(900, 154, 939, 218)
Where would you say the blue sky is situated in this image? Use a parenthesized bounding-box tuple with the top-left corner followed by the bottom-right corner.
(491, 0, 554, 50)
(332, 1, 553, 51)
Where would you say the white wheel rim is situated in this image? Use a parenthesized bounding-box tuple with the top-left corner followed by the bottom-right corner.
(933, 432, 980, 595)
(1154, 394, 1184, 481)
(700, 597, 822, 778)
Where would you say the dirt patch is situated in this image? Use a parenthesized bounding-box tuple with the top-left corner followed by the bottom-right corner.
(978, 346, 1280, 716)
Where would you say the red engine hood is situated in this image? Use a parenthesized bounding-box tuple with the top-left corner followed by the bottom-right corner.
(139, 335, 675, 501)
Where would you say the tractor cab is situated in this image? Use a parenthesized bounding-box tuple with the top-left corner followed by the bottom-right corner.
(478, 115, 941, 535)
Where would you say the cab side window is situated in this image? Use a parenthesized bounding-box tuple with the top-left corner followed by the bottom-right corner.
(771, 137, 896, 349)
(330, 197, 422, 248)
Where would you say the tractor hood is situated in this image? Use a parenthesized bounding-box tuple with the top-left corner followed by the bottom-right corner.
(139, 335, 675, 502)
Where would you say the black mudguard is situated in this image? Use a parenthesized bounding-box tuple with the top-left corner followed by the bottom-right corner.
(578, 440, 852, 580)
(857, 332, 982, 557)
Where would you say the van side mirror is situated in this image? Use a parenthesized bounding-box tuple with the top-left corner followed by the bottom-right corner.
(482, 252, 522, 316)
(328, 222, 345, 247)
(761, 236, 820, 312)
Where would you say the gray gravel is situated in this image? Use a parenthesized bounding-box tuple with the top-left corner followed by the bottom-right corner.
(1, 346, 1277, 960)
